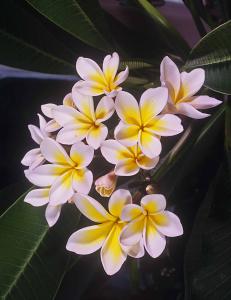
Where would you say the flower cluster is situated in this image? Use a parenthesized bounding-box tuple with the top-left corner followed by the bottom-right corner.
(22, 53, 221, 275)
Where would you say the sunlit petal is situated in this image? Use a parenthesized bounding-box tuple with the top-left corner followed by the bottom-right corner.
(108, 189, 132, 218)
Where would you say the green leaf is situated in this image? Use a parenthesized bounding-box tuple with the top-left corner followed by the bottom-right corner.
(120, 59, 154, 70)
(135, 0, 190, 58)
(0, 0, 75, 74)
(25, 0, 112, 52)
(0, 189, 80, 299)
(185, 21, 231, 94)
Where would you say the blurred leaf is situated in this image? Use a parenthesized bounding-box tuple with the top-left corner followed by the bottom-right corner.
(135, 0, 190, 58)
(0, 189, 80, 299)
(185, 21, 231, 94)
(25, 0, 112, 52)
(0, 0, 75, 74)
(120, 59, 154, 70)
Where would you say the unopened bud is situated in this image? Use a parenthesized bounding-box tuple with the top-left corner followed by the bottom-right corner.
(95, 170, 117, 197)
(146, 184, 155, 194)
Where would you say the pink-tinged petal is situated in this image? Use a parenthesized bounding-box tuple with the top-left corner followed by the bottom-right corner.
(25, 164, 67, 187)
(40, 138, 73, 165)
(176, 102, 210, 119)
(95, 171, 117, 198)
(140, 87, 168, 124)
(73, 193, 115, 222)
(139, 131, 161, 158)
(180, 69, 205, 99)
(56, 124, 89, 145)
(137, 155, 159, 170)
(108, 189, 132, 218)
(45, 204, 62, 227)
(72, 90, 95, 121)
(76, 57, 106, 84)
(114, 67, 129, 86)
(45, 120, 61, 133)
(49, 170, 74, 205)
(21, 148, 41, 167)
(41, 103, 57, 118)
(28, 125, 43, 145)
(115, 159, 139, 176)
(72, 168, 93, 194)
(86, 124, 108, 149)
(189, 95, 222, 109)
(101, 139, 131, 164)
(160, 56, 180, 101)
(103, 52, 119, 82)
(115, 91, 141, 125)
(73, 80, 105, 97)
(101, 223, 127, 275)
(38, 114, 47, 131)
(63, 93, 75, 107)
(126, 239, 145, 258)
(144, 217, 166, 258)
(152, 211, 183, 237)
(70, 142, 94, 167)
(121, 204, 143, 222)
(120, 215, 145, 247)
(66, 223, 113, 255)
(53, 105, 88, 127)
(147, 114, 183, 136)
(29, 154, 45, 170)
(114, 121, 139, 147)
(141, 194, 166, 213)
(95, 96, 115, 122)
(24, 188, 49, 207)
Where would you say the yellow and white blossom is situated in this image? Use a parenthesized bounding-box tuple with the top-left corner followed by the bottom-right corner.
(115, 88, 183, 158)
(21, 114, 49, 170)
(66, 189, 144, 275)
(24, 187, 62, 227)
(95, 170, 117, 197)
(73, 52, 128, 97)
(41, 93, 76, 132)
(25, 138, 94, 206)
(160, 56, 221, 119)
(53, 91, 115, 149)
(101, 140, 159, 176)
(120, 194, 183, 258)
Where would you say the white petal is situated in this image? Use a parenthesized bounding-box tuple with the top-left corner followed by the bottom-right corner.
(38, 114, 47, 131)
(24, 188, 49, 207)
(28, 125, 43, 145)
(148, 114, 183, 136)
(120, 215, 145, 246)
(114, 67, 129, 86)
(101, 139, 131, 164)
(189, 95, 222, 109)
(66, 223, 113, 254)
(126, 239, 145, 258)
(72, 90, 95, 121)
(180, 69, 205, 99)
(141, 194, 166, 213)
(70, 142, 94, 167)
(138, 131, 161, 158)
(63, 93, 75, 107)
(76, 57, 105, 82)
(114, 121, 139, 147)
(56, 124, 89, 145)
(53, 105, 84, 127)
(152, 211, 183, 237)
(21, 148, 41, 167)
(29, 155, 45, 170)
(121, 204, 143, 222)
(86, 124, 108, 149)
(45, 120, 61, 133)
(95, 96, 115, 122)
(177, 102, 209, 119)
(72, 80, 105, 97)
(136, 155, 159, 170)
(103, 52, 119, 82)
(72, 168, 93, 194)
(73, 193, 115, 222)
(108, 189, 132, 218)
(45, 204, 62, 227)
(115, 159, 139, 176)
(41, 103, 57, 118)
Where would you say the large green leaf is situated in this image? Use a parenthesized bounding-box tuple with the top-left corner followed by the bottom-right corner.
(0, 0, 75, 74)
(0, 189, 80, 299)
(24, 0, 112, 52)
(185, 21, 231, 94)
(135, 0, 190, 58)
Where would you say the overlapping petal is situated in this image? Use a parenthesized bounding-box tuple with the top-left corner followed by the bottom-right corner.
(141, 194, 166, 214)
(138, 130, 161, 158)
(45, 204, 62, 227)
(72, 168, 93, 195)
(70, 142, 94, 168)
(108, 189, 132, 218)
(147, 114, 183, 136)
(86, 124, 108, 149)
(24, 188, 49, 207)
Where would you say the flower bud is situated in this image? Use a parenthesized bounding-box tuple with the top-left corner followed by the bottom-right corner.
(95, 171, 117, 197)
(146, 184, 155, 194)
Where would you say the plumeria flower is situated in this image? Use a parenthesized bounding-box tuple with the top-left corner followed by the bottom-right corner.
(73, 52, 129, 97)
(115, 88, 183, 158)
(21, 114, 50, 170)
(120, 194, 183, 258)
(160, 56, 221, 119)
(25, 138, 94, 206)
(101, 140, 159, 176)
(95, 170, 118, 197)
(24, 187, 62, 227)
(53, 91, 115, 149)
(66, 189, 144, 275)
(41, 93, 76, 132)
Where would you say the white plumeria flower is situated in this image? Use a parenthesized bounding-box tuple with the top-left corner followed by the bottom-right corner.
(25, 138, 94, 206)
(120, 194, 183, 258)
(24, 187, 62, 227)
(73, 52, 129, 97)
(115, 88, 183, 158)
(101, 140, 159, 176)
(95, 170, 117, 197)
(41, 93, 76, 132)
(21, 114, 50, 170)
(53, 91, 115, 149)
(160, 56, 221, 119)
(66, 189, 144, 276)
